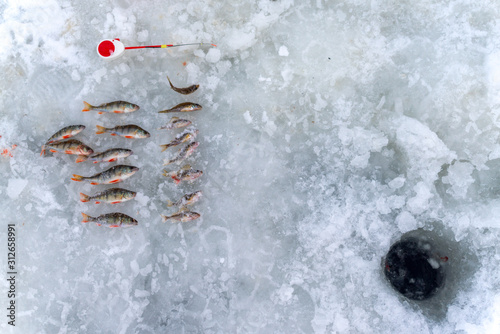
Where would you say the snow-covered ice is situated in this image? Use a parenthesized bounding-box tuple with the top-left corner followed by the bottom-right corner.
(1, 0, 500, 333)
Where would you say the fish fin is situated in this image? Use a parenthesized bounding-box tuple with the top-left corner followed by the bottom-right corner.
(173, 178, 181, 185)
(110, 201, 121, 204)
(40, 145, 46, 156)
(75, 155, 88, 163)
(64, 150, 73, 154)
(111, 133, 117, 136)
(167, 76, 174, 89)
(94, 201, 100, 204)
(109, 179, 120, 183)
(62, 135, 71, 139)
(158, 110, 170, 114)
(90, 182, 99, 185)
(109, 225, 120, 228)
(108, 158, 117, 162)
(113, 110, 123, 113)
(82, 101, 92, 112)
(81, 212, 91, 223)
(71, 174, 84, 182)
(79, 193, 90, 202)
(161, 214, 169, 223)
(93, 161, 98, 164)
(181, 164, 191, 170)
(95, 125, 107, 134)
(96, 223, 102, 226)
(124, 135, 134, 138)
(167, 200, 174, 207)
(98, 112, 104, 115)
(160, 144, 170, 152)
(50, 149, 57, 153)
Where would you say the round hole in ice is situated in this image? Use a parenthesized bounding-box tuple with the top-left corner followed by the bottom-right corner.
(384, 237, 445, 300)
(98, 40, 115, 57)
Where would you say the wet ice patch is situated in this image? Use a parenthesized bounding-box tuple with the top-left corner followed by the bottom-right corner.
(7, 178, 28, 199)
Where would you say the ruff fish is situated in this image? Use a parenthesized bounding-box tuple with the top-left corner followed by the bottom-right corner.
(41, 125, 86, 156)
(163, 141, 199, 165)
(81, 212, 138, 227)
(158, 102, 202, 113)
(71, 165, 139, 185)
(79, 188, 137, 204)
(167, 76, 199, 95)
(88, 148, 133, 163)
(160, 130, 198, 151)
(158, 117, 192, 130)
(167, 191, 202, 207)
(44, 139, 94, 163)
(82, 101, 140, 114)
(161, 211, 200, 223)
(96, 125, 150, 139)
(163, 165, 203, 184)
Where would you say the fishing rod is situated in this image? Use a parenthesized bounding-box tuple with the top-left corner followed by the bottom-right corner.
(97, 39, 217, 59)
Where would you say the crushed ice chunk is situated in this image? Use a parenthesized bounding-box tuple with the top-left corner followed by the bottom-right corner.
(7, 179, 28, 199)
(279, 45, 289, 57)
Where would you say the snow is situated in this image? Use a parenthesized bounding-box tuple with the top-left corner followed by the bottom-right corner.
(1, 0, 500, 333)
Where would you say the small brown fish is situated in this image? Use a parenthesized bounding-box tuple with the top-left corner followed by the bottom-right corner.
(71, 165, 139, 185)
(82, 101, 140, 114)
(41, 125, 86, 156)
(163, 164, 203, 184)
(163, 141, 199, 165)
(96, 125, 150, 139)
(88, 148, 133, 163)
(158, 117, 192, 130)
(44, 139, 94, 163)
(160, 130, 198, 152)
(81, 212, 138, 227)
(79, 188, 137, 204)
(158, 102, 202, 113)
(167, 191, 202, 207)
(167, 76, 199, 95)
(161, 211, 200, 223)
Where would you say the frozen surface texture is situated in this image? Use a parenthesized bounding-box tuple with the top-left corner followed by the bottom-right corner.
(1, 0, 500, 333)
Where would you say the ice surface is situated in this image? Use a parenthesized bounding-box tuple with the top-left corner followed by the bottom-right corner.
(1, 0, 500, 333)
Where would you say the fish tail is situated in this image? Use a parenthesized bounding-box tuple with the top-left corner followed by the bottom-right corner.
(160, 144, 171, 152)
(167, 76, 174, 88)
(95, 125, 107, 134)
(75, 155, 89, 163)
(82, 101, 92, 112)
(79, 193, 90, 202)
(167, 200, 174, 207)
(71, 174, 84, 182)
(81, 212, 92, 223)
(162, 170, 171, 177)
(40, 145, 46, 156)
(161, 214, 170, 223)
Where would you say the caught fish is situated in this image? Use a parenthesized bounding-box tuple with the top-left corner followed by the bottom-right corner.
(79, 188, 137, 204)
(161, 211, 201, 223)
(44, 139, 94, 163)
(41, 125, 86, 156)
(167, 76, 199, 95)
(163, 164, 203, 184)
(158, 117, 192, 130)
(81, 212, 138, 227)
(160, 130, 199, 152)
(82, 100, 140, 114)
(167, 190, 202, 207)
(158, 102, 202, 113)
(96, 125, 150, 139)
(163, 141, 199, 165)
(71, 165, 139, 185)
(88, 148, 133, 163)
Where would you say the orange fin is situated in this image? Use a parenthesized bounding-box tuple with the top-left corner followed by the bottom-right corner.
(82, 101, 92, 112)
(110, 201, 121, 204)
(71, 174, 84, 182)
(109, 179, 120, 184)
(108, 158, 116, 162)
(95, 125, 107, 134)
(79, 193, 90, 202)
(94, 201, 100, 204)
(109, 225, 120, 228)
(62, 135, 71, 139)
(98, 112, 104, 115)
(50, 149, 57, 153)
(81, 212, 91, 223)
(110, 133, 117, 136)
(113, 110, 123, 113)
(90, 182, 99, 185)
(75, 155, 88, 163)
(125, 135, 134, 138)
